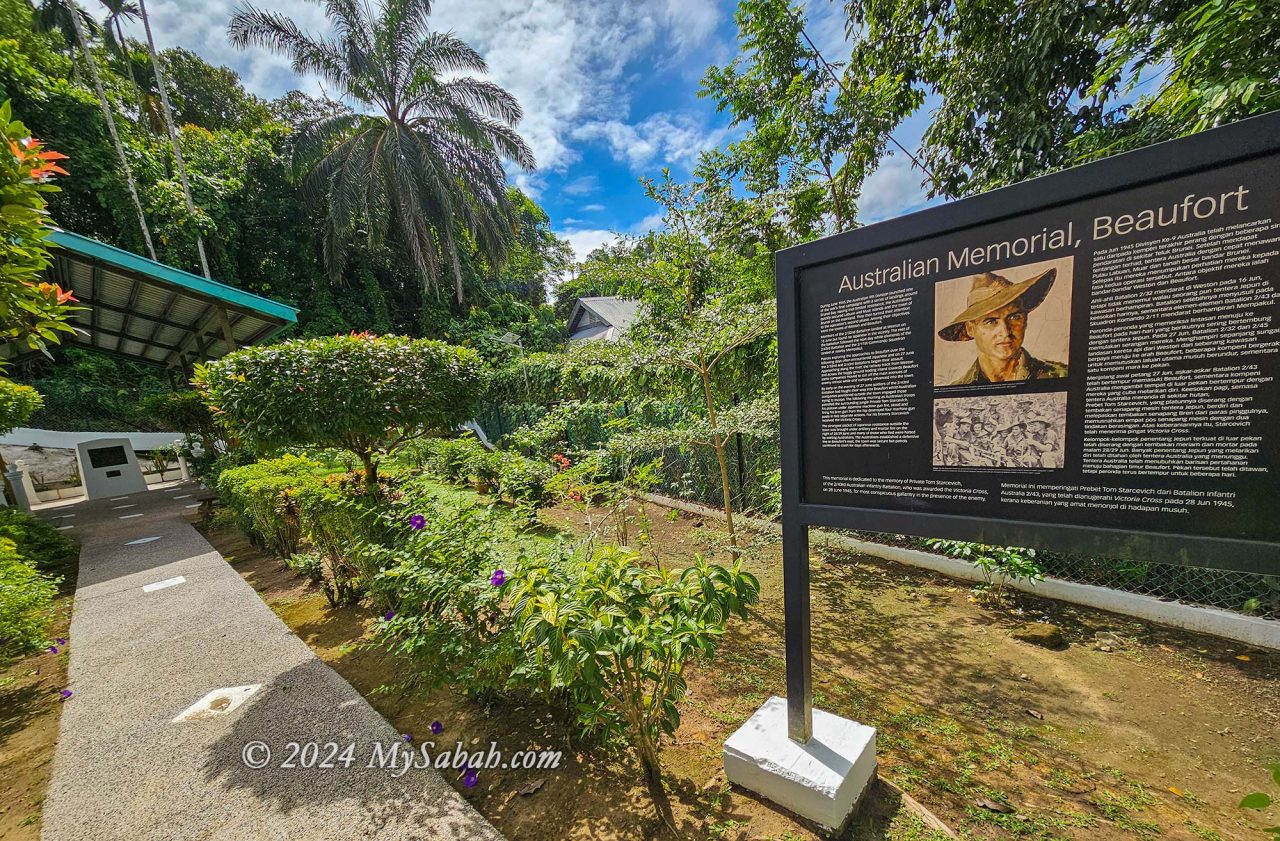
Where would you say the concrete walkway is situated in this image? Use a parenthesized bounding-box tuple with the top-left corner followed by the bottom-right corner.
(38, 483, 503, 841)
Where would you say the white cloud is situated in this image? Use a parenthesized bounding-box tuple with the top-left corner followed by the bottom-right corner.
(574, 111, 729, 172)
(558, 228, 624, 263)
(858, 153, 934, 224)
(132, 0, 725, 175)
(562, 175, 600, 196)
(579, 203, 606, 212)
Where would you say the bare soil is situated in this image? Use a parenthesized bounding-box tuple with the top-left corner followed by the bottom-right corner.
(0, 588, 75, 840)
(211, 494, 1279, 841)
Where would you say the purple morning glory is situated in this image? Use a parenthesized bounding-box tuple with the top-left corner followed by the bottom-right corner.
(402, 733, 413, 743)
(490, 569, 506, 587)
(462, 768, 479, 788)
(430, 720, 443, 735)
(47, 645, 58, 654)
(409, 514, 426, 530)
(56, 638, 67, 645)
(60, 689, 73, 700)
(384, 610, 395, 621)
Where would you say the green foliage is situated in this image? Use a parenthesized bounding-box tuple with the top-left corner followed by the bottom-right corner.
(512, 544, 759, 828)
(137, 389, 219, 448)
(0, 535, 59, 658)
(19, 347, 170, 431)
(0, 99, 80, 354)
(0, 377, 42, 433)
(214, 454, 320, 558)
(1239, 762, 1280, 838)
(415, 435, 554, 528)
(195, 334, 483, 490)
(368, 481, 525, 696)
(227, 0, 535, 308)
(702, 0, 883, 235)
(0, 506, 75, 573)
(1083, 0, 1280, 156)
(925, 539, 1043, 603)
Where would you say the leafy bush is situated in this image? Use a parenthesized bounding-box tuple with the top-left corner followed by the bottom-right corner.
(0, 537, 60, 659)
(293, 475, 382, 606)
(367, 485, 525, 696)
(215, 455, 321, 558)
(925, 539, 1043, 603)
(195, 333, 484, 493)
(496, 453, 553, 527)
(0, 101, 80, 356)
(512, 545, 759, 833)
(0, 508, 76, 574)
(137, 390, 220, 452)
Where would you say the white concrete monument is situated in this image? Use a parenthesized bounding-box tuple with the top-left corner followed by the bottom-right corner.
(75, 438, 148, 500)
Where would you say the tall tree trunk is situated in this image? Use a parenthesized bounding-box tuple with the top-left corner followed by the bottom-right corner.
(698, 358, 740, 560)
(69, 12, 156, 259)
(136, 0, 211, 278)
(445, 224, 466, 313)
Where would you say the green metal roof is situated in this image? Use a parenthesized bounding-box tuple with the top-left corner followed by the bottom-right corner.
(2, 229, 298, 368)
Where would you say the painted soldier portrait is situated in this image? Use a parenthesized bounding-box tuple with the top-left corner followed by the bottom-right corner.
(933, 258, 1073, 387)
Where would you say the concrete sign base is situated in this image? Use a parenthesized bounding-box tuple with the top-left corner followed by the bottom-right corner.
(723, 696, 876, 831)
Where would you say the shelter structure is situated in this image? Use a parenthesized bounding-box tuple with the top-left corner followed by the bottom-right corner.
(2, 229, 297, 380)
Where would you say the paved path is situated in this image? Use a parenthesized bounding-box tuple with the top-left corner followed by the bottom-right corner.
(39, 482, 503, 841)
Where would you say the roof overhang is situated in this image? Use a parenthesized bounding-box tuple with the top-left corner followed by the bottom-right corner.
(2, 229, 298, 368)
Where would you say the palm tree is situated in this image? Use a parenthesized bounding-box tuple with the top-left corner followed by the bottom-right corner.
(98, 0, 147, 124)
(134, 0, 211, 278)
(32, 0, 157, 259)
(228, 0, 535, 310)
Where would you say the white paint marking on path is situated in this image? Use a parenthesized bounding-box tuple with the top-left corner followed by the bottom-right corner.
(125, 536, 162, 546)
(57, 514, 75, 519)
(119, 513, 143, 520)
(110, 496, 130, 501)
(57, 525, 74, 531)
(172, 684, 261, 722)
(111, 504, 137, 510)
(185, 504, 201, 509)
(143, 575, 186, 593)
(172, 494, 192, 500)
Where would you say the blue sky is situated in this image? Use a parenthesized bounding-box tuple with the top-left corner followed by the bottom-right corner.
(137, 0, 939, 261)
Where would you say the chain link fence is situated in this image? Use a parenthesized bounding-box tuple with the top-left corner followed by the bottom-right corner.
(478, 402, 1277, 622)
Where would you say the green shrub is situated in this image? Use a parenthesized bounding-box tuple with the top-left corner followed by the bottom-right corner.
(0, 508, 76, 574)
(285, 551, 325, 587)
(195, 334, 484, 494)
(924, 539, 1042, 603)
(293, 475, 381, 606)
(0, 537, 60, 659)
(512, 545, 759, 832)
(366, 487, 524, 696)
(215, 455, 322, 558)
(496, 453, 553, 527)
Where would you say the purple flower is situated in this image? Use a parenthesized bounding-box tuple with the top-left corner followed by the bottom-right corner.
(47, 645, 58, 654)
(56, 638, 67, 646)
(430, 720, 443, 735)
(490, 569, 506, 587)
(409, 514, 426, 530)
(384, 610, 395, 621)
(60, 689, 73, 700)
(402, 733, 413, 743)
(462, 768, 479, 788)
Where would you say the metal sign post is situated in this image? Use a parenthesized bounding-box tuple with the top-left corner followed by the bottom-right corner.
(727, 111, 1280, 831)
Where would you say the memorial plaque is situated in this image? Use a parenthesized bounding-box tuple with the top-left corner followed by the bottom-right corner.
(776, 113, 1280, 574)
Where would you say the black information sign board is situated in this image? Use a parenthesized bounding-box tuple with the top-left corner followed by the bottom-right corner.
(775, 113, 1280, 741)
